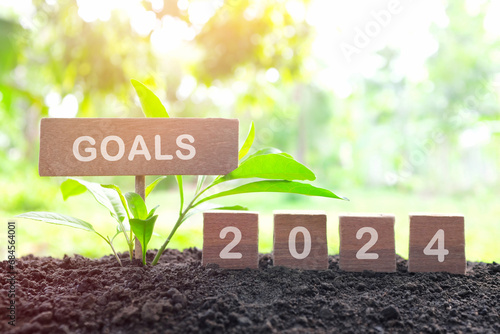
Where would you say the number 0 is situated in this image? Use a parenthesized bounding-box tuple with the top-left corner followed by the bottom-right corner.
(289, 226, 312, 260)
(219, 226, 242, 259)
(356, 227, 379, 260)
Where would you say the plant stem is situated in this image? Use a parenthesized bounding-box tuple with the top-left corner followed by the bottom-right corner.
(118, 219, 133, 260)
(108, 239, 123, 267)
(151, 176, 225, 265)
(96, 232, 123, 267)
(151, 215, 183, 265)
(127, 237, 134, 261)
(152, 198, 196, 265)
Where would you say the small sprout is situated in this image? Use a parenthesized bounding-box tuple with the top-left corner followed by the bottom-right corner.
(130, 215, 158, 265)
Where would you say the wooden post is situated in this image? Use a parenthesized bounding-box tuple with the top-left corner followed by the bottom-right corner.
(135, 175, 146, 260)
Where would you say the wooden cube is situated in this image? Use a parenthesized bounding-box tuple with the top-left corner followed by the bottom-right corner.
(202, 211, 259, 269)
(408, 214, 465, 275)
(273, 211, 328, 270)
(339, 214, 396, 272)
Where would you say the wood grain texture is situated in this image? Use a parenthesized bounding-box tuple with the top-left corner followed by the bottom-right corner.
(202, 211, 259, 269)
(339, 214, 396, 272)
(39, 118, 238, 176)
(408, 214, 465, 275)
(273, 211, 328, 270)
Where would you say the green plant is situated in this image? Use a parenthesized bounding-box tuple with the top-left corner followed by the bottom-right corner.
(18, 80, 348, 266)
(17, 177, 165, 266)
(130, 80, 348, 265)
(148, 123, 348, 265)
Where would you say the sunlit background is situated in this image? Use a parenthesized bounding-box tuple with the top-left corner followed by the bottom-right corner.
(0, 0, 499, 262)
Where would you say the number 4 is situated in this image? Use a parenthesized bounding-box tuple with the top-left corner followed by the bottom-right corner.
(423, 229, 449, 262)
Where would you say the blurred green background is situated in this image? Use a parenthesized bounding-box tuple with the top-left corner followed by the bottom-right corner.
(0, 0, 498, 262)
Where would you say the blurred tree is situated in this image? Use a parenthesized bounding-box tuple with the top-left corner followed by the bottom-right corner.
(0, 0, 316, 212)
(1, 0, 499, 214)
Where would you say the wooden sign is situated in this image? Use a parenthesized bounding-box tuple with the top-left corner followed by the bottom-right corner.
(273, 211, 328, 270)
(202, 211, 259, 269)
(39, 118, 238, 176)
(339, 214, 396, 272)
(408, 214, 466, 275)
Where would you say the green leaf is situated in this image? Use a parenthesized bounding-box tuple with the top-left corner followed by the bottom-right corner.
(182, 203, 249, 223)
(220, 154, 316, 183)
(147, 205, 159, 219)
(60, 179, 86, 201)
(145, 176, 167, 198)
(111, 226, 123, 242)
(196, 181, 348, 206)
(101, 184, 131, 220)
(63, 178, 127, 223)
(101, 184, 133, 246)
(131, 79, 169, 118)
(196, 175, 207, 194)
(176, 175, 184, 213)
(125, 192, 148, 220)
(214, 205, 249, 211)
(238, 121, 255, 160)
(246, 148, 293, 160)
(16, 212, 96, 232)
(129, 215, 158, 264)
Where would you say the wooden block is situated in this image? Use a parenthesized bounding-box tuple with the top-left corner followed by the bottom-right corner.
(339, 214, 396, 272)
(273, 211, 328, 270)
(39, 118, 238, 176)
(408, 214, 465, 275)
(202, 211, 259, 269)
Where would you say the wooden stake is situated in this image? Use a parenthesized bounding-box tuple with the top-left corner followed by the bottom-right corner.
(134, 175, 146, 260)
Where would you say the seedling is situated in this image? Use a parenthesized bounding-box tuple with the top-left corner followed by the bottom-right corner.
(18, 177, 164, 265)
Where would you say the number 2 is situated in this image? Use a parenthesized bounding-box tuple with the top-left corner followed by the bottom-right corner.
(356, 227, 379, 260)
(219, 226, 242, 259)
(423, 229, 449, 262)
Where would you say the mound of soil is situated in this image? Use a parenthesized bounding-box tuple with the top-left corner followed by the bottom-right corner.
(1, 249, 499, 333)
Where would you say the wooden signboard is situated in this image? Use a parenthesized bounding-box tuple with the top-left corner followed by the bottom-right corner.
(339, 214, 396, 272)
(202, 211, 259, 269)
(273, 211, 328, 270)
(39, 118, 239, 176)
(408, 214, 466, 274)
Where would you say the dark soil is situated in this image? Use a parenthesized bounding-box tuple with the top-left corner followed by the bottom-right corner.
(1, 249, 500, 334)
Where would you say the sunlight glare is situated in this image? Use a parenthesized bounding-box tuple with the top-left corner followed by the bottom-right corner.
(48, 94, 79, 118)
(178, 0, 189, 11)
(44, 91, 61, 108)
(484, 1, 500, 36)
(308, 0, 444, 87)
(459, 125, 492, 148)
(150, 15, 192, 54)
(465, 0, 487, 16)
(76, 0, 156, 37)
(130, 9, 157, 36)
(188, 1, 219, 25)
(265, 68, 280, 83)
(286, 0, 306, 23)
(176, 75, 197, 101)
(150, 0, 164, 12)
